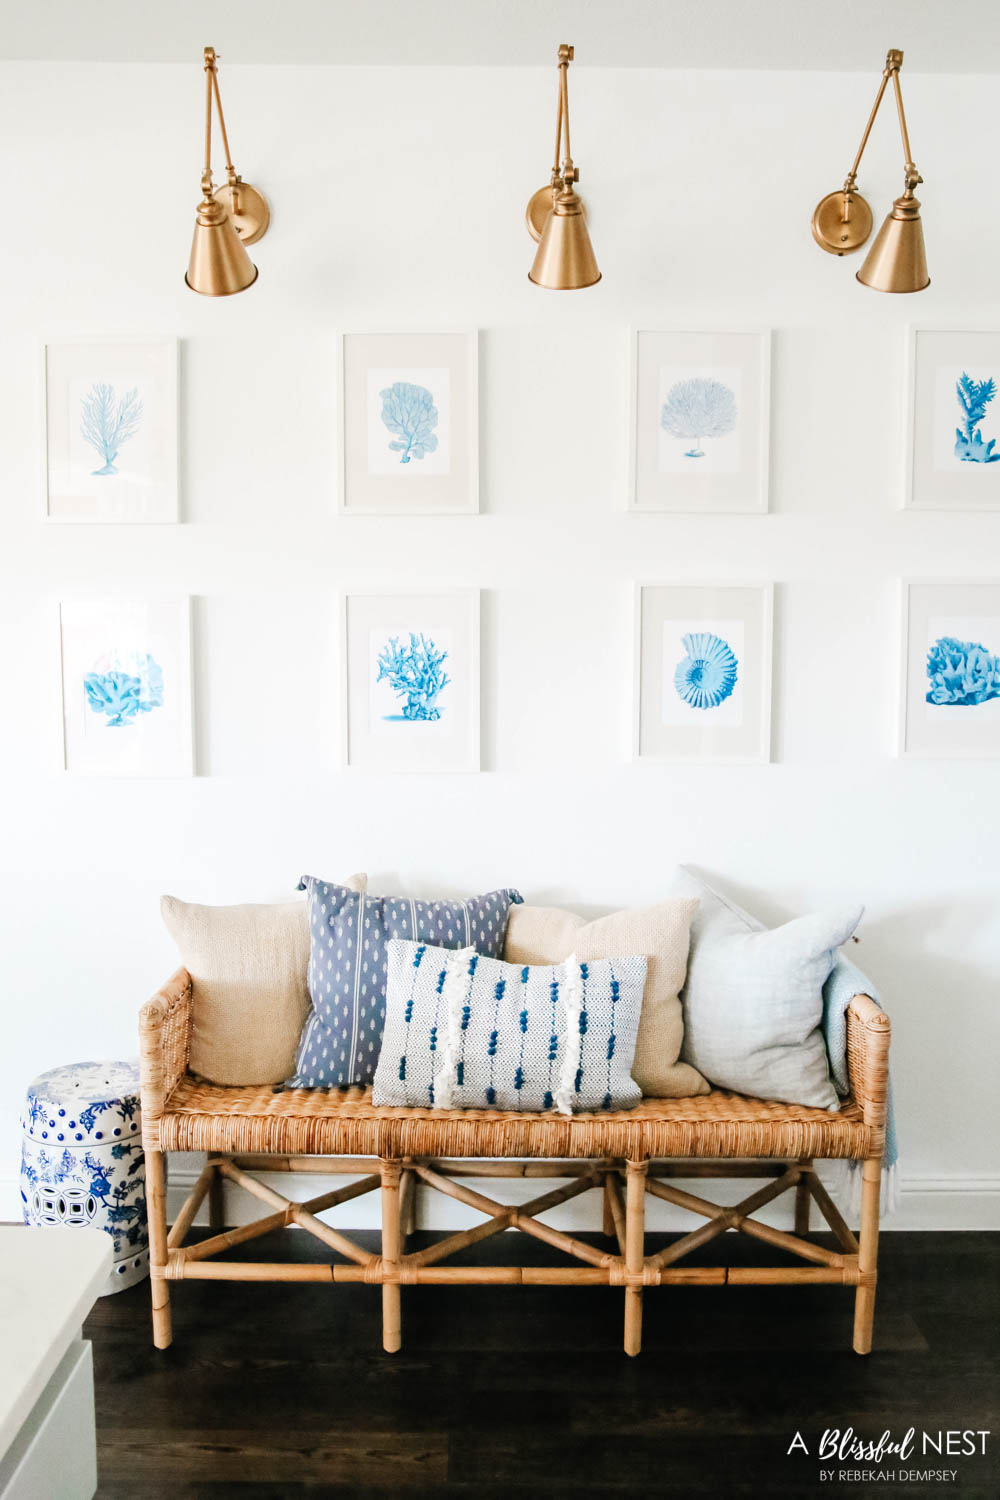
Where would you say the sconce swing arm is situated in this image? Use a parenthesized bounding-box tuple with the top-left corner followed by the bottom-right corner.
(200, 46, 269, 246)
(812, 48, 923, 259)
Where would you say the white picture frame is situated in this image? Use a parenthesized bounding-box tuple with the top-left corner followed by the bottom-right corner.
(904, 328, 1000, 510)
(43, 339, 179, 523)
(340, 589, 480, 772)
(58, 596, 194, 777)
(897, 579, 1000, 759)
(633, 582, 773, 763)
(338, 331, 479, 514)
(628, 329, 771, 513)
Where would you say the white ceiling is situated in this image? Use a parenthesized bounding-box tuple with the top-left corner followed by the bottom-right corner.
(1, 0, 997, 71)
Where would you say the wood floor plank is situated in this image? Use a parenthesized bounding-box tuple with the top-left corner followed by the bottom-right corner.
(85, 1228, 1000, 1498)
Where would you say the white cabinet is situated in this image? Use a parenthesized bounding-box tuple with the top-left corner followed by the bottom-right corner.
(0, 1229, 110, 1500)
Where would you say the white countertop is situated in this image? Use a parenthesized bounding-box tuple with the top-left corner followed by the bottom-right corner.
(0, 1227, 111, 1458)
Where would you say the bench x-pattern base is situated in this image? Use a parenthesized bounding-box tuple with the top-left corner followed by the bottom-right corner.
(153, 1150, 881, 1357)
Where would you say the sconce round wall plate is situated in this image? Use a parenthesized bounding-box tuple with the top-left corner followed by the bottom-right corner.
(215, 181, 270, 245)
(526, 184, 588, 242)
(811, 189, 874, 255)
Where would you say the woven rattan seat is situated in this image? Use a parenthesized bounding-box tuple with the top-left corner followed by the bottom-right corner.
(157, 1077, 875, 1162)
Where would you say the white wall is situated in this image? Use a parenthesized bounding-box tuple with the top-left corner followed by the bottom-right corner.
(1, 60, 998, 1228)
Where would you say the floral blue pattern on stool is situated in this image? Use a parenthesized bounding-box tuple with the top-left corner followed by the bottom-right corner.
(19, 1059, 148, 1296)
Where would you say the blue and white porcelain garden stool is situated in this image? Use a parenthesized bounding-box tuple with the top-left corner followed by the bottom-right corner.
(19, 1060, 149, 1295)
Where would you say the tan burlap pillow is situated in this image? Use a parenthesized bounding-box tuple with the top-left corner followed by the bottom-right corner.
(504, 899, 709, 1097)
(161, 875, 367, 1085)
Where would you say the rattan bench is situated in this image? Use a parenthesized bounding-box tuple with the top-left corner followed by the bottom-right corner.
(139, 967, 891, 1357)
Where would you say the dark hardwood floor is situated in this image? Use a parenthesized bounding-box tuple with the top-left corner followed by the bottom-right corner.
(85, 1229, 999, 1498)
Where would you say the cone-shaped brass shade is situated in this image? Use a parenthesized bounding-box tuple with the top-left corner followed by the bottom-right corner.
(528, 187, 601, 290)
(186, 191, 258, 296)
(856, 192, 929, 292)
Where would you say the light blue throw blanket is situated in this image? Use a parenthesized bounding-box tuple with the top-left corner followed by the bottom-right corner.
(822, 954, 899, 1215)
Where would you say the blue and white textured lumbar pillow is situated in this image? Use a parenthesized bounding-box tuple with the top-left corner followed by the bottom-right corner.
(289, 880, 522, 1089)
(372, 940, 647, 1114)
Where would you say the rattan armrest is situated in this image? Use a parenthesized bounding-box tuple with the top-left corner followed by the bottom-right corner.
(845, 993, 891, 1133)
(139, 967, 193, 1145)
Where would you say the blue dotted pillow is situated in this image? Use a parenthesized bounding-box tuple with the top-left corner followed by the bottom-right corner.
(372, 940, 646, 1114)
(288, 879, 522, 1088)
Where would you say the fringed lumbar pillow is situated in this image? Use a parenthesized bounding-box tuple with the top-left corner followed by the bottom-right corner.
(372, 940, 647, 1114)
(289, 879, 523, 1089)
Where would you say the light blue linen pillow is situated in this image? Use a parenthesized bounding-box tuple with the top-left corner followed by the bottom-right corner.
(372, 940, 647, 1114)
(670, 867, 863, 1109)
(289, 880, 522, 1088)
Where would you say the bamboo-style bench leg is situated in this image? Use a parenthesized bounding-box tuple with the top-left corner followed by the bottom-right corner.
(147, 1148, 172, 1350)
(208, 1155, 226, 1232)
(381, 1159, 403, 1354)
(794, 1158, 812, 1237)
(400, 1159, 417, 1241)
(852, 1157, 881, 1355)
(602, 1172, 616, 1239)
(624, 1160, 647, 1357)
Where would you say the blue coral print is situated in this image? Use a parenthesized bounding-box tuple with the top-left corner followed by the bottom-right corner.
(80, 382, 143, 475)
(661, 377, 737, 459)
(674, 631, 739, 709)
(926, 635, 1000, 706)
(380, 381, 439, 463)
(954, 372, 998, 464)
(377, 633, 450, 720)
(84, 652, 164, 727)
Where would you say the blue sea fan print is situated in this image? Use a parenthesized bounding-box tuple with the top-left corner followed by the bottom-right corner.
(954, 372, 998, 463)
(660, 377, 737, 459)
(80, 382, 143, 476)
(376, 633, 450, 720)
(84, 651, 164, 727)
(380, 382, 439, 463)
(674, 632, 739, 709)
(926, 635, 1000, 706)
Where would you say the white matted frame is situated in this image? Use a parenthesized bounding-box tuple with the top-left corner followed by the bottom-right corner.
(43, 339, 179, 523)
(628, 329, 771, 513)
(898, 579, 1000, 759)
(58, 596, 194, 777)
(340, 589, 480, 772)
(904, 328, 1000, 511)
(338, 332, 479, 514)
(633, 582, 773, 763)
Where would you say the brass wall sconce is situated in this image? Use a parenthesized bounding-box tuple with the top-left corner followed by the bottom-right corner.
(186, 46, 270, 297)
(812, 48, 928, 293)
(526, 44, 601, 290)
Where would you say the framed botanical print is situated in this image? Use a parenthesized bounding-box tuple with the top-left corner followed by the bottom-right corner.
(338, 332, 479, 514)
(629, 329, 770, 512)
(898, 580, 1000, 758)
(905, 329, 1000, 510)
(59, 597, 194, 776)
(633, 583, 773, 763)
(341, 589, 480, 771)
(44, 340, 178, 522)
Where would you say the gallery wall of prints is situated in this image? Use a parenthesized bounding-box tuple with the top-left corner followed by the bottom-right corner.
(1, 59, 1000, 1224)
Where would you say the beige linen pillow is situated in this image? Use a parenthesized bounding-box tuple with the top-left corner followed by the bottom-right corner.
(504, 899, 709, 1097)
(161, 875, 367, 1086)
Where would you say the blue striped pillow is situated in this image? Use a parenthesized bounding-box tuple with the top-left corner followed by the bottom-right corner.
(372, 940, 646, 1114)
(289, 879, 522, 1088)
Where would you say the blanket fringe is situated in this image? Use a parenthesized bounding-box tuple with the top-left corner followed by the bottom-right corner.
(833, 1158, 900, 1218)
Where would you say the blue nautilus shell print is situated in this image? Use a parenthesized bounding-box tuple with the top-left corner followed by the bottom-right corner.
(674, 632, 739, 710)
